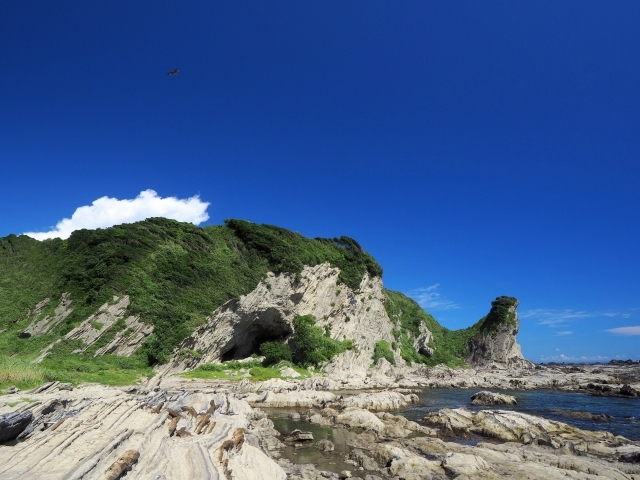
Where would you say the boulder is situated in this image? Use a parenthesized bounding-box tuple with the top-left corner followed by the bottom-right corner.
(339, 391, 419, 411)
(619, 384, 638, 396)
(471, 390, 517, 406)
(0, 411, 33, 443)
(284, 429, 314, 442)
(315, 439, 335, 452)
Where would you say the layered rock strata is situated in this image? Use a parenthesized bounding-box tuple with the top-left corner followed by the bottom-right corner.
(167, 264, 403, 379)
(166, 264, 531, 380)
(466, 298, 535, 369)
(33, 295, 153, 363)
(0, 384, 285, 479)
(20, 293, 73, 338)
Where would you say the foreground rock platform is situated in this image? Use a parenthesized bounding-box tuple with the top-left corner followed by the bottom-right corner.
(1, 372, 639, 479)
(0, 383, 286, 479)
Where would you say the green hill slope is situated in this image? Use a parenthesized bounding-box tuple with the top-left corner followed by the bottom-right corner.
(0, 218, 517, 387)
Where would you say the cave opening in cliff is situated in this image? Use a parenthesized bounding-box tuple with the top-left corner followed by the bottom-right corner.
(221, 309, 293, 361)
(245, 323, 292, 358)
(221, 346, 238, 362)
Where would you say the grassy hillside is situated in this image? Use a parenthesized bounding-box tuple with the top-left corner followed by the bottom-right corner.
(0, 218, 514, 387)
(382, 292, 519, 367)
(0, 218, 382, 378)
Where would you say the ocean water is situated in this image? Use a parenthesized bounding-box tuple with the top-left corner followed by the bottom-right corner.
(400, 388, 640, 441)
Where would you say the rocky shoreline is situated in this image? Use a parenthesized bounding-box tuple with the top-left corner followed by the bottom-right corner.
(159, 358, 640, 397)
(1, 363, 639, 480)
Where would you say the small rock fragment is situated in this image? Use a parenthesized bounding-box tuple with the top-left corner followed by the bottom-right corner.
(470, 391, 517, 406)
(315, 439, 334, 451)
(284, 429, 313, 442)
(103, 449, 140, 480)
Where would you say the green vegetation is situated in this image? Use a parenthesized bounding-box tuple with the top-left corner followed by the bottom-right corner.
(183, 359, 310, 382)
(225, 220, 382, 291)
(382, 291, 518, 368)
(291, 315, 353, 366)
(0, 351, 153, 390)
(384, 289, 478, 368)
(0, 355, 56, 390)
(179, 349, 203, 360)
(259, 341, 292, 365)
(0, 218, 382, 373)
(372, 340, 395, 365)
(0, 216, 516, 386)
(475, 296, 519, 334)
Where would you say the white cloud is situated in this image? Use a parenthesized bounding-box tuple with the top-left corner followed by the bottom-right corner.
(24, 190, 210, 240)
(539, 354, 613, 363)
(520, 308, 635, 328)
(408, 284, 459, 310)
(555, 331, 573, 336)
(606, 326, 640, 336)
(519, 308, 592, 326)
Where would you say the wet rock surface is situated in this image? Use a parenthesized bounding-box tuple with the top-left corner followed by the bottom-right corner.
(550, 408, 614, 422)
(470, 390, 517, 405)
(285, 429, 314, 443)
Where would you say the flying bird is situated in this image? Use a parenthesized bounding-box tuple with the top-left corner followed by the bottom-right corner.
(167, 68, 180, 76)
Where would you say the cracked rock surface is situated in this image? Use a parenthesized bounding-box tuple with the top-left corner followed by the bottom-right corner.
(0, 384, 286, 479)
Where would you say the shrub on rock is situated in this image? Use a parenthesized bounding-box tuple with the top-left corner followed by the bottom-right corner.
(292, 315, 353, 366)
(373, 340, 395, 365)
(259, 341, 292, 366)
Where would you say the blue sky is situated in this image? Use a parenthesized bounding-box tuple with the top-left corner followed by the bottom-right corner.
(2, 1, 639, 362)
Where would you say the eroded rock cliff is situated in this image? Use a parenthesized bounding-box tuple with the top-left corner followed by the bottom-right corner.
(467, 296, 534, 369)
(167, 263, 402, 379)
(167, 266, 532, 378)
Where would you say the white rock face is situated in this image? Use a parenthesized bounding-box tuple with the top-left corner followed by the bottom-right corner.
(413, 322, 434, 357)
(94, 315, 154, 357)
(0, 385, 286, 480)
(33, 295, 153, 363)
(168, 263, 402, 378)
(162, 263, 532, 379)
(467, 302, 534, 369)
(20, 293, 73, 338)
(65, 295, 132, 350)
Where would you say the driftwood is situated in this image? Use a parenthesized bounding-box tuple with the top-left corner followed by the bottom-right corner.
(0, 411, 33, 443)
(103, 449, 140, 480)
